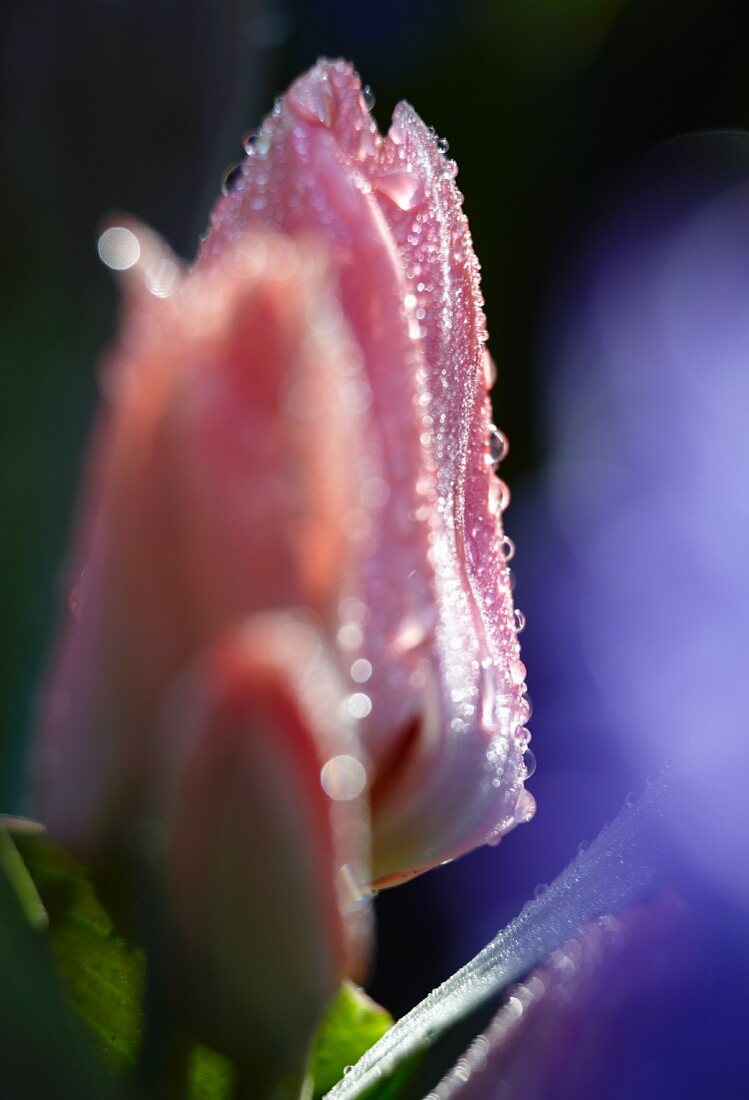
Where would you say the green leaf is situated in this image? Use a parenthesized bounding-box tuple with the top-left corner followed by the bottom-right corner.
(182, 979, 393, 1099)
(0, 823, 121, 1096)
(11, 822, 145, 1070)
(322, 773, 674, 1099)
(187, 1043, 235, 1098)
(310, 981, 392, 1098)
(0, 821, 47, 929)
(8, 820, 393, 1100)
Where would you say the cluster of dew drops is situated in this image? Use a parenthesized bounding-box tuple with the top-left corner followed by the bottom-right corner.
(220, 82, 380, 196)
(487, 421, 536, 795)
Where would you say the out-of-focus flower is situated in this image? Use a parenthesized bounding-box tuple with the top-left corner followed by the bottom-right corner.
(498, 134, 749, 1095)
(524, 135, 749, 909)
(161, 612, 371, 1070)
(35, 229, 374, 1063)
(34, 226, 372, 858)
(32, 60, 533, 1058)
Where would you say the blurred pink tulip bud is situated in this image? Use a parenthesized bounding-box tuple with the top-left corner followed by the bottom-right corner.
(34, 227, 375, 856)
(161, 612, 371, 1067)
(202, 60, 533, 881)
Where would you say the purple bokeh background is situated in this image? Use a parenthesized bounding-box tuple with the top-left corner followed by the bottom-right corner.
(373, 132, 749, 1096)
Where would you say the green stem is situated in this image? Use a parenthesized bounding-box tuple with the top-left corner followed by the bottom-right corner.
(0, 824, 48, 930)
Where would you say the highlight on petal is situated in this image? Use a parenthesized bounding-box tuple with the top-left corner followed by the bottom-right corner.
(33, 226, 377, 856)
(201, 59, 532, 881)
(157, 612, 372, 1067)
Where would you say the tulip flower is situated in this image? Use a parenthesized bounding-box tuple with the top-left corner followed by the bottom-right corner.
(35, 58, 533, 878)
(201, 59, 534, 882)
(34, 226, 374, 858)
(32, 59, 535, 1070)
(160, 612, 371, 1074)
(35, 227, 375, 1068)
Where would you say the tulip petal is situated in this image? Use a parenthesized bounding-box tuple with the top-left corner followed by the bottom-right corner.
(34, 229, 374, 855)
(201, 61, 531, 879)
(158, 612, 372, 1069)
(368, 102, 530, 878)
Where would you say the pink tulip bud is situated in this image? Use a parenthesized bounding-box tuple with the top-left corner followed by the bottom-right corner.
(34, 227, 376, 857)
(202, 60, 533, 881)
(160, 612, 371, 1066)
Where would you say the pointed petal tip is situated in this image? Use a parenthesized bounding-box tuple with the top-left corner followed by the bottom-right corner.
(285, 58, 379, 159)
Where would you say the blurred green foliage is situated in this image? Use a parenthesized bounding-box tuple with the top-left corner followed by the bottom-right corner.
(4, 823, 394, 1097)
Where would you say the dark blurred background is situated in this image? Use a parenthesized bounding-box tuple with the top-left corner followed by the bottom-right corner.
(3, 1, 749, 1094)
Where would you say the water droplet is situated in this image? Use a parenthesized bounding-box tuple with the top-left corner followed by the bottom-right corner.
(500, 535, 516, 563)
(436, 135, 449, 154)
(242, 130, 256, 154)
(442, 159, 458, 180)
(482, 352, 497, 389)
(454, 1059, 471, 1083)
(338, 623, 363, 650)
(362, 84, 375, 110)
(320, 755, 367, 801)
(510, 657, 526, 686)
(254, 131, 271, 156)
(495, 478, 511, 512)
(514, 609, 526, 633)
(577, 839, 590, 856)
(514, 787, 536, 824)
(480, 660, 497, 728)
(144, 254, 179, 299)
(488, 477, 510, 516)
(488, 426, 509, 467)
(346, 692, 373, 719)
(350, 658, 373, 684)
(221, 162, 244, 195)
(533, 882, 548, 899)
(97, 226, 140, 271)
(522, 746, 537, 779)
(343, 1065, 353, 1076)
(515, 692, 533, 723)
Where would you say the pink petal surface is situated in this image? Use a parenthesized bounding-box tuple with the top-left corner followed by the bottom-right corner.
(34, 228, 374, 856)
(162, 612, 371, 1064)
(201, 60, 532, 880)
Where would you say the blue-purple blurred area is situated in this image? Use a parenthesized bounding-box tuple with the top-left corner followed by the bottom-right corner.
(3, 0, 749, 1094)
